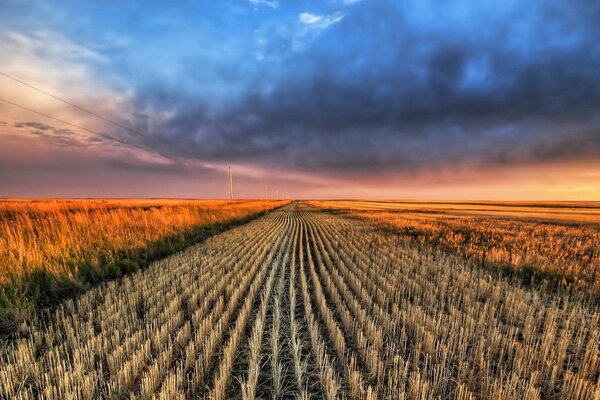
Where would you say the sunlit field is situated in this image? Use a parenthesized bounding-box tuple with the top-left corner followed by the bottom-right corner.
(310, 200, 600, 300)
(0, 199, 285, 319)
(1, 202, 598, 399)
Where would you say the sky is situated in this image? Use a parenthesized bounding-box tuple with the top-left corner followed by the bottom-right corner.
(0, 0, 599, 200)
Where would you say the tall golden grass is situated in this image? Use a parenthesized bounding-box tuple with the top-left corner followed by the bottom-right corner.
(0, 199, 285, 311)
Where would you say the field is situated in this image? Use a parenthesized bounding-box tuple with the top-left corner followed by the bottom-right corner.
(1, 202, 598, 399)
(310, 200, 600, 300)
(0, 199, 284, 321)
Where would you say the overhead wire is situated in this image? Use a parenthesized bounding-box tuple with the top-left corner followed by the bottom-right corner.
(0, 72, 199, 160)
(0, 97, 152, 154)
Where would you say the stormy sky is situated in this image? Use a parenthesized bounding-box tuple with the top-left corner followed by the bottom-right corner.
(1, 0, 599, 199)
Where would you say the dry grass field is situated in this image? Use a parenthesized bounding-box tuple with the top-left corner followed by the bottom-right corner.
(1, 202, 598, 399)
(310, 200, 600, 300)
(0, 199, 284, 319)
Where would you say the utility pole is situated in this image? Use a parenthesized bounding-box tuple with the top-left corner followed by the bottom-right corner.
(264, 184, 268, 200)
(228, 165, 233, 200)
(275, 189, 279, 200)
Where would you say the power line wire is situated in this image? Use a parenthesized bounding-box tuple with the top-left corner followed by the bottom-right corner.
(0, 71, 200, 160)
(0, 97, 155, 155)
(0, 72, 148, 139)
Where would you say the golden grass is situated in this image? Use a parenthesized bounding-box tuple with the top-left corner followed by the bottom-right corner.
(309, 200, 600, 298)
(0, 199, 285, 310)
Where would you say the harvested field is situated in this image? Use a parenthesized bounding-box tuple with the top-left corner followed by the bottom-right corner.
(310, 200, 600, 299)
(1, 202, 598, 399)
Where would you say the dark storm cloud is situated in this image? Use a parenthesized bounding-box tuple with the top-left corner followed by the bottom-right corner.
(129, 0, 600, 176)
(14, 121, 103, 147)
(105, 157, 219, 177)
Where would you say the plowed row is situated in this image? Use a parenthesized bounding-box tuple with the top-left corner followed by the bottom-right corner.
(1, 203, 598, 399)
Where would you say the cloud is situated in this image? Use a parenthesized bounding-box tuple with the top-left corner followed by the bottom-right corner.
(137, 0, 600, 180)
(288, 11, 345, 51)
(0, 28, 135, 135)
(299, 13, 323, 24)
(106, 158, 185, 175)
(249, 0, 280, 9)
(13, 121, 103, 147)
(0, 28, 157, 165)
(0, 132, 231, 198)
(298, 12, 344, 29)
(0, 30, 110, 99)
